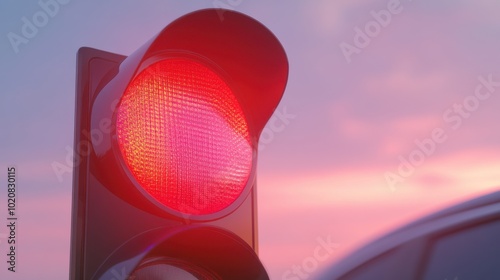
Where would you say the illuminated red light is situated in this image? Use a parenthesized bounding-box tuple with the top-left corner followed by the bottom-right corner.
(116, 58, 252, 215)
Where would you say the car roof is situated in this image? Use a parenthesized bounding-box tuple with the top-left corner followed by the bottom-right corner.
(395, 189, 500, 234)
(315, 189, 500, 280)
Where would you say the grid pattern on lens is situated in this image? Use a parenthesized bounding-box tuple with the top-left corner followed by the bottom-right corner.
(116, 58, 252, 215)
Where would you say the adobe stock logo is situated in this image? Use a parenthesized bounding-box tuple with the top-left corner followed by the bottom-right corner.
(282, 234, 340, 280)
(385, 74, 500, 191)
(51, 117, 112, 183)
(212, 0, 244, 21)
(339, 0, 409, 63)
(7, 0, 71, 54)
(52, 98, 117, 183)
(258, 106, 296, 151)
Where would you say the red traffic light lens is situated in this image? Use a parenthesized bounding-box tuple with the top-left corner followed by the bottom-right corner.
(116, 58, 252, 216)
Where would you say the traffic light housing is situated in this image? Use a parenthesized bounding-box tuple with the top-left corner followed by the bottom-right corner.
(70, 9, 288, 280)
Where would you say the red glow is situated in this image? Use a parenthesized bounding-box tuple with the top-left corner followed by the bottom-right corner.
(116, 58, 252, 215)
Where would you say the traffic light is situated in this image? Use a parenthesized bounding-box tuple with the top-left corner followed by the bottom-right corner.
(70, 8, 288, 280)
